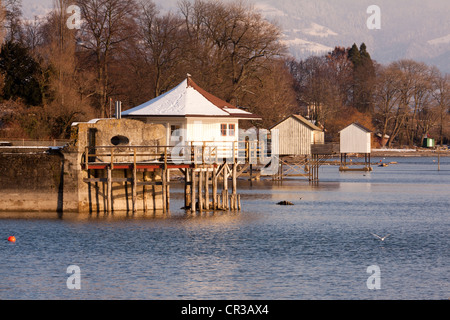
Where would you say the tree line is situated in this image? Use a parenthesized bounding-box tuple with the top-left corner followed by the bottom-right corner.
(0, 0, 448, 147)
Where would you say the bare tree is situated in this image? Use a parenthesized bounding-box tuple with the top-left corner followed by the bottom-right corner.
(138, 1, 185, 97)
(430, 68, 450, 146)
(179, 0, 286, 104)
(76, 0, 139, 117)
(2, 0, 22, 42)
(373, 64, 401, 146)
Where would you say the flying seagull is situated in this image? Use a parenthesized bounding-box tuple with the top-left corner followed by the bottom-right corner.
(371, 233, 390, 241)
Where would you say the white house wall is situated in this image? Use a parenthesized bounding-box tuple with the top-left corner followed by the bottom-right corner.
(340, 124, 371, 153)
(186, 118, 239, 143)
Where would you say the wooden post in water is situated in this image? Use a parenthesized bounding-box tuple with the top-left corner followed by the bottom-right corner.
(232, 163, 237, 210)
(143, 170, 148, 213)
(223, 164, 229, 210)
(132, 149, 137, 213)
(161, 167, 167, 213)
(212, 166, 217, 210)
(107, 166, 112, 213)
(184, 168, 191, 209)
(132, 164, 137, 213)
(198, 170, 203, 213)
(205, 170, 210, 210)
(166, 168, 170, 212)
(191, 169, 196, 213)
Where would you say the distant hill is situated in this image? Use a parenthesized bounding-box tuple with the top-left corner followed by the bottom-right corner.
(21, 0, 450, 73)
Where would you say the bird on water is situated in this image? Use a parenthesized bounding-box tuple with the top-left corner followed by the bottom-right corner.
(371, 233, 390, 241)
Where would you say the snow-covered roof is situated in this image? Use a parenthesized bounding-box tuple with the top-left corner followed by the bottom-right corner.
(121, 77, 261, 120)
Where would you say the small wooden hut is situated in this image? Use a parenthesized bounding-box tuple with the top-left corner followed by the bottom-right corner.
(339, 122, 372, 171)
(270, 114, 324, 156)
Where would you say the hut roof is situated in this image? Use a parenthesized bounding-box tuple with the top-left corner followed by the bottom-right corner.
(339, 122, 372, 133)
(121, 76, 261, 120)
(270, 114, 323, 131)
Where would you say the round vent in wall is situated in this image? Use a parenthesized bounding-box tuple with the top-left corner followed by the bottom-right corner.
(110, 135, 130, 146)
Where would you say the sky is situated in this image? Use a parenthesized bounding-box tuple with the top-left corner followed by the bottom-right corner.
(20, 0, 450, 73)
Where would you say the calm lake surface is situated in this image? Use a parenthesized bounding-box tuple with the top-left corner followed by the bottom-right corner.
(1, 156, 449, 300)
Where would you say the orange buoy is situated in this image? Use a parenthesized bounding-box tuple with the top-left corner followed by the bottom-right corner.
(7, 236, 16, 243)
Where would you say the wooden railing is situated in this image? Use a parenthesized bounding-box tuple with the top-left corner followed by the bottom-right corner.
(82, 140, 267, 168)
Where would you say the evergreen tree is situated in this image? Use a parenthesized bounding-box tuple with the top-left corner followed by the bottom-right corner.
(0, 40, 43, 105)
(348, 43, 361, 67)
(348, 43, 376, 113)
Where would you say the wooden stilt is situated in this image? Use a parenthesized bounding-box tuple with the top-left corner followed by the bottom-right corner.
(205, 170, 210, 210)
(212, 166, 217, 210)
(166, 169, 170, 212)
(143, 170, 148, 213)
(107, 166, 112, 213)
(132, 164, 137, 213)
(191, 169, 196, 213)
(162, 168, 167, 213)
(185, 168, 191, 209)
(198, 170, 203, 212)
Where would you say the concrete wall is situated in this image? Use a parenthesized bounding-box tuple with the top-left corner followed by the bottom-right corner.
(0, 119, 167, 213)
(0, 148, 78, 212)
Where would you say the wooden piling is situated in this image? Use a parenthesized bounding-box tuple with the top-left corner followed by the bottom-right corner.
(107, 166, 112, 213)
(161, 168, 167, 213)
(143, 170, 148, 213)
(191, 169, 196, 213)
(212, 166, 217, 210)
(198, 170, 203, 213)
(205, 170, 210, 210)
(184, 168, 191, 209)
(132, 164, 137, 213)
(166, 168, 170, 211)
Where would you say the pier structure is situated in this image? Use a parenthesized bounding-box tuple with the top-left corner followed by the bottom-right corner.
(271, 143, 340, 182)
(81, 140, 262, 214)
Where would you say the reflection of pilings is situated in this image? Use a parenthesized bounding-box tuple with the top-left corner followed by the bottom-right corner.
(185, 163, 240, 212)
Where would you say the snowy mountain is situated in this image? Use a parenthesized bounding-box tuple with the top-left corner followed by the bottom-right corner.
(21, 0, 450, 73)
(255, 0, 450, 72)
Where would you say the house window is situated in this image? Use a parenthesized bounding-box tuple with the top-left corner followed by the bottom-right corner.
(228, 124, 235, 136)
(220, 124, 227, 136)
(171, 125, 181, 136)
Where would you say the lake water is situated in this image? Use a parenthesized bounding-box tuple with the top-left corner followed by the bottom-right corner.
(1, 156, 449, 300)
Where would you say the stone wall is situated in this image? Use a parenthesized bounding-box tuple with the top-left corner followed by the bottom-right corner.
(0, 148, 75, 212)
(0, 119, 167, 213)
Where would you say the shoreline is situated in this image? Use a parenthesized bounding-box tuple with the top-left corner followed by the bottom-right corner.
(370, 148, 449, 157)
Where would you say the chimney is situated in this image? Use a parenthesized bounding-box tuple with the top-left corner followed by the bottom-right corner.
(115, 101, 122, 119)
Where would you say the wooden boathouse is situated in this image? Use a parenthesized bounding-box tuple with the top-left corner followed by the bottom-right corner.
(269, 114, 338, 182)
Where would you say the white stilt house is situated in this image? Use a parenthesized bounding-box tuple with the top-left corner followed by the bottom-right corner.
(339, 122, 372, 171)
(121, 76, 261, 160)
